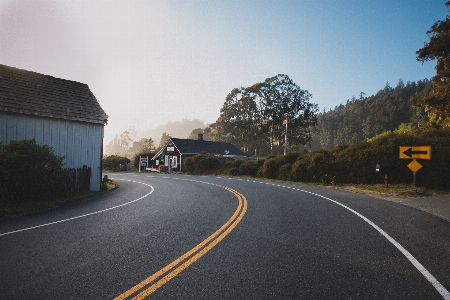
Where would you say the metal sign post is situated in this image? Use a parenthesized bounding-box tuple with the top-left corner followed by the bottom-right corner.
(399, 146, 430, 186)
(139, 156, 148, 173)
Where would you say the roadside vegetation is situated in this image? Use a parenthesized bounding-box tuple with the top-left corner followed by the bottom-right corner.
(102, 155, 131, 172)
(332, 184, 448, 198)
(184, 128, 450, 191)
(0, 139, 117, 219)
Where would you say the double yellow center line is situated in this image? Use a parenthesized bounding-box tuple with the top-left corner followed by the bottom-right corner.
(114, 180, 248, 299)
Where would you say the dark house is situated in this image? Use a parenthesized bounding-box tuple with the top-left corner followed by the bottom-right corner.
(152, 133, 248, 172)
(0, 64, 108, 191)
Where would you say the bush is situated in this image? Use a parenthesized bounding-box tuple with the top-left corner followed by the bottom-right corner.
(223, 159, 245, 169)
(0, 139, 67, 204)
(102, 155, 131, 172)
(260, 153, 302, 180)
(184, 153, 221, 175)
(291, 157, 310, 182)
(239, 161, 259, 177)
(277, 163, 292, 181)
(283, 152, 303, 164)
(261, 158, 279, 179)
(228, 168, 240, 176)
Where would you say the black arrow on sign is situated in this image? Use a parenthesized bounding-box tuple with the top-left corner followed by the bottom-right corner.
(402, 148, 428, 158)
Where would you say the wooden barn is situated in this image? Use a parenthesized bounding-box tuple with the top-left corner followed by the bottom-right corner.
(152, 133, 248, 172)
(0, 64, 108, 191)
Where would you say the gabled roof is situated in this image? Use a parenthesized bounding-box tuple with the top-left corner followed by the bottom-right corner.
(153, 138, 248, 159)
(0, 64, 108, 124)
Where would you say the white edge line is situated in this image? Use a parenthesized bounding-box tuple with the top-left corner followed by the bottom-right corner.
(257, 181, 449, 298)
(0, 184, 154, 237)
(313, 192, 450, 299)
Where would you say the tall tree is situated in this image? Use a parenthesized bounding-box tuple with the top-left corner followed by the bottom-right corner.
(213, 74, 318, 155)
(259, 75, 318, 154)
(416, 1, 450, 127)
(214, 87, 262, 153)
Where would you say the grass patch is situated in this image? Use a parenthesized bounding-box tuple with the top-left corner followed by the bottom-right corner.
(0, 181, 117, 219)
(228, 175, 449, 198)
(331, 183, 449, 198)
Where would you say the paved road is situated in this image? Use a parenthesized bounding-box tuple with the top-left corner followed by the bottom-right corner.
(1, 173, 449, 299)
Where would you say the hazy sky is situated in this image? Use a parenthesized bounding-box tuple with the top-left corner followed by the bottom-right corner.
(0, 0, 447, 143)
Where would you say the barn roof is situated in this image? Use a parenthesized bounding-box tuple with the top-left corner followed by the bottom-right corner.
(0, 64, 108, 124)
(153, 138, 248, 159)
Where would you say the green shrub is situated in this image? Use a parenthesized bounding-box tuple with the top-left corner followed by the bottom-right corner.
(239, 161, 258, 177)
(283, 152, 303, 165)
(102, 155, 131, 172)
(228, 168, 240, 176)
(0, 139, 66, 204)
(231, 159, 245, 168)
(290, 149, 336, 184)
(184, 153, 221, 175)
(277, 163, 292, 181)
(184, 157, 194, 173)
(291, 157, 310, 182)
(261, 158, 278, 179)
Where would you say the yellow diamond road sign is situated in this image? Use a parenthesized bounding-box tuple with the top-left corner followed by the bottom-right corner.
(399, 146, 431, 160)
(407, 159, 423, 172)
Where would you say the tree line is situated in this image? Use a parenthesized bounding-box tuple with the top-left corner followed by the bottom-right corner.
(313, 79, 432, 149)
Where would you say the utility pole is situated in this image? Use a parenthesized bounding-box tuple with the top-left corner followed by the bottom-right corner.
(283, 114, 289, 155)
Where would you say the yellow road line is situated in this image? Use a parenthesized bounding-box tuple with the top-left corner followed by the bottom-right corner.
(114, 180, 247, 300)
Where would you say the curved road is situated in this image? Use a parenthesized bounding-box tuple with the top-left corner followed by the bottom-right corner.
(1, 173, 449, 299)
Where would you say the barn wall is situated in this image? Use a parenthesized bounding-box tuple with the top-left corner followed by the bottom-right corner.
(0, 113, 104, 191)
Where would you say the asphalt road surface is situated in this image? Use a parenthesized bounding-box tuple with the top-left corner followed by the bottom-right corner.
(1, 173, 449, 299)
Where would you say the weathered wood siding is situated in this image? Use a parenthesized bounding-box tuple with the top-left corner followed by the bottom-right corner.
(0, 112, 104, 191)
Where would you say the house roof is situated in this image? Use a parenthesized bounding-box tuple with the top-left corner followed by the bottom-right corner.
(0, 64, 108, 124)
(153, 138, 248, 159)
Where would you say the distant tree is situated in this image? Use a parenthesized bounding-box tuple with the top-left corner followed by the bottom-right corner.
(396, 79, 405, 89)
(105, 131, 133, 157)
(187, 128, 211, 140)
(139, 138, 156, 152)
(158, 132, 171, 148)
(384, 82, 392, 93)
(128, 138, 156, 156)
(416, 1, 450, 127)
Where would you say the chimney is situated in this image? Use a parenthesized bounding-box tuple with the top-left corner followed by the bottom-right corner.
(198, 133, 204, 141)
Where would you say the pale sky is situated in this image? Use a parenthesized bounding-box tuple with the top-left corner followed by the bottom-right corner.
(0, 0, 447, 143)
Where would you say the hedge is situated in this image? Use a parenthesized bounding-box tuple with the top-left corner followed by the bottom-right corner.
(258, 129, 450, 189)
